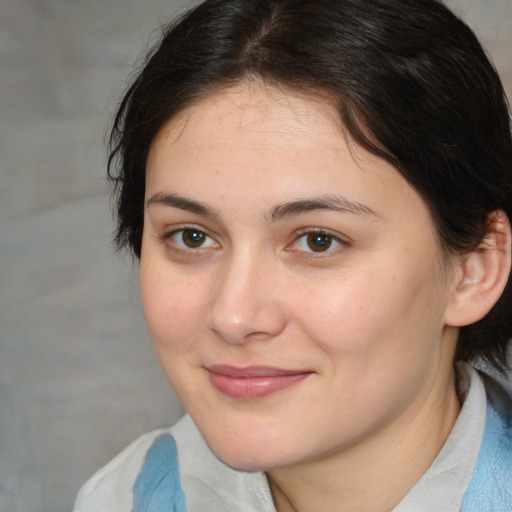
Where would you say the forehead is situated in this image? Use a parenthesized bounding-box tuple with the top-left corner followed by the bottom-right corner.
(151, 84, 374, 178)
(149, 83, 343, 165)
(145, 82, 431, 230)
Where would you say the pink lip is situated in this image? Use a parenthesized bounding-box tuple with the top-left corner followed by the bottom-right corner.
(207, 365, 313, 399)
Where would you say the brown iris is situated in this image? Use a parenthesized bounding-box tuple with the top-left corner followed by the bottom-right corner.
(306, 233, 333, 252)
(181, 229, 206, 248)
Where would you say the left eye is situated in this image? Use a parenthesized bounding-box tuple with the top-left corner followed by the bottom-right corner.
(167, 228, 217, 250)
(294, 232, 344, 253)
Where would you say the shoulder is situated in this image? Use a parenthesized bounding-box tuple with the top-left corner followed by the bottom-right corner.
(480, 369, 512, 453)
(72, 420, 185, 512)
(462, 371, 512, 511)
(73, 415, 275, 512)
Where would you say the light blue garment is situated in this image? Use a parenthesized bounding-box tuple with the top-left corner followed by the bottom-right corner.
(133, 434, 187, 512)
(461, 375, 512, 512)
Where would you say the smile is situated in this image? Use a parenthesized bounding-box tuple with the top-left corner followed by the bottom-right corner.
(207, 365, 313, 399)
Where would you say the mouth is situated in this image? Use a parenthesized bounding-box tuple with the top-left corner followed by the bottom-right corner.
(206, 365, 314, 399)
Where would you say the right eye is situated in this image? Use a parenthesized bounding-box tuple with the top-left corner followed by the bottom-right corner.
(165, 228, 218, 250)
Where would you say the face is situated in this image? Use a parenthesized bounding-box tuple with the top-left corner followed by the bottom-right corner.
(140, 83, 460, 472)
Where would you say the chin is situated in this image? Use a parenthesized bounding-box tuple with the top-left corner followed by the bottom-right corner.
(201, 427, 305, 473)
(213, 446, 286, 473)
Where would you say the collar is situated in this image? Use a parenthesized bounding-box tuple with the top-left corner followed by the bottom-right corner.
(393, 363, 486, 512)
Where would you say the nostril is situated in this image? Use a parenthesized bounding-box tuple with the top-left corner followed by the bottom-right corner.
(242, 330, 276, 341)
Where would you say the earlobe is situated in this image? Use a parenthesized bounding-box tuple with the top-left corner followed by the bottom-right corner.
(445, 210, 512, 327)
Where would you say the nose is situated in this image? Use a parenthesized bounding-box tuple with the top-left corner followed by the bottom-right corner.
(206, 253, 287, 344)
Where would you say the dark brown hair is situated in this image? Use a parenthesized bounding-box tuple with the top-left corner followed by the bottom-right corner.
(108, 0, 512, 371)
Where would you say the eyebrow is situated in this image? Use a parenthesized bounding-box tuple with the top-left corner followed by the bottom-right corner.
(146, 192, 219, 218)
(268, 194, 381, 221)
(146, 192, 380, 221)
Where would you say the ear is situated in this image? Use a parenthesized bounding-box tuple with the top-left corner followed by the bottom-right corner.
(445, 210, 511, 327)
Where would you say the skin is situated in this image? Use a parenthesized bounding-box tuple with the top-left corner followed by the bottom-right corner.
(140, 82, 463, 512)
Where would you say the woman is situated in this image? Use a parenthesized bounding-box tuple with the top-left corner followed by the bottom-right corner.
(74, 0, 512, 510)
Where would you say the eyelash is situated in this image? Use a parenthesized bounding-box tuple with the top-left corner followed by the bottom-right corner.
(159, 226, 219, 254)
(159, 226, 348, 256)
(289, 228, 348, 255)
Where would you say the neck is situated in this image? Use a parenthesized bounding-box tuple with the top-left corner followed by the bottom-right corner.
(267, 366, 461, 512)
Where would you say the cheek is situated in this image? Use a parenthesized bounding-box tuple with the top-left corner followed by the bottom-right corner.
(293, 260, 445, 362)
(140, 262, 209, 354)
(293, 271, 388, 348)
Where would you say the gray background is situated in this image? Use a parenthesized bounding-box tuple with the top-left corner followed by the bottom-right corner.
(1, 1, 511, 511)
